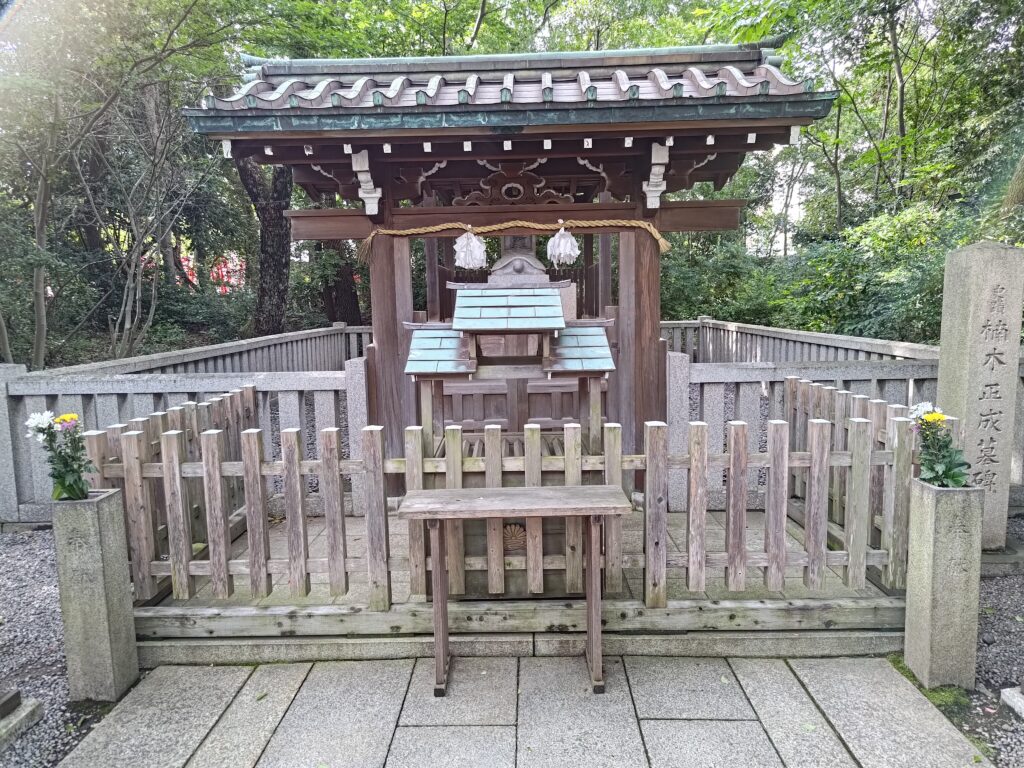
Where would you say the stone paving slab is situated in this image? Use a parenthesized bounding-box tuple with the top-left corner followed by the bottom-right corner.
(400, 657, 517, 726)
(517, 657, 646, 768)
(256, 659, 412, 768)
(624, 656, 755, 720)
(729, 658, 857, 768)
(60, 666, 251, 768)
(386, 726, 516, 768)
(790, 657, 993, 768)
(186, 663, 310, 768)
(641, 720, 784, 768)
(58, 654, 998, 768)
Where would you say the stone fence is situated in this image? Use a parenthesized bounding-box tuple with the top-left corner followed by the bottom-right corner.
(0, 322, 370, 526)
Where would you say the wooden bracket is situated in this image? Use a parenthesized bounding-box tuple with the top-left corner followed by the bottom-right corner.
(351, 150, 382, 215)
(641, 142, 669, 209)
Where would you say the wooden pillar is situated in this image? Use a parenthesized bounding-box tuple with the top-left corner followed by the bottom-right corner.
(617, 230, 663, 454)
(440, 237, 454, 269)
(582, 234, 595, 317)
(598, 192, 613, 315)
(424, 237, 441, 321)
(598, 233, 613, 315)
(368, 234, 415, 460)
(439, 237, 455, 320)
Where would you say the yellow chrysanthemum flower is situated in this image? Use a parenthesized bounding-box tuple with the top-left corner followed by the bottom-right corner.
(54, 413, 80, 424)
(922, 412, 946, 424)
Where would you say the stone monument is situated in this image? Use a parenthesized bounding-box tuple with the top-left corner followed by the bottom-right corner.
(936, 241, 1024, 550)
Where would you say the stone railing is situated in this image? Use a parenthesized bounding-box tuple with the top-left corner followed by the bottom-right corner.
(1, 324, 374, 524)
(0, 368, 351, 525)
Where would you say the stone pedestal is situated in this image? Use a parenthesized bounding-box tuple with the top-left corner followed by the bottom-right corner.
(936, 241, 1024, 549)
(905, 480, 982, 690)
(52, 489, 139, 701)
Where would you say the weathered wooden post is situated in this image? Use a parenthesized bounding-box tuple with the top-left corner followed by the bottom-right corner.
(936, 241, 1024, 549)
(666, 352, 690, 513)
(345, 355, 370, 516)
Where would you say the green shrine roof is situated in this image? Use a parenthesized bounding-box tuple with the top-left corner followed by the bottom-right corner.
(185, 43, 836, 135)
(543, 326, 615, 374)
(404, 329, 476, 376)
(451, 288, 566, 333)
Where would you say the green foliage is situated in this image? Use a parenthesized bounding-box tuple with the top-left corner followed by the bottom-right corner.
(0, 0, 1022, 366)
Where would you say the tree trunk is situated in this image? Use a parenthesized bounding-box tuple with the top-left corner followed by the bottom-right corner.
(834, 102, 844, 231)
(0, 309, 13, 364)
(31, 167, 50, 371)
(320, 236, 362, 325)
(887, 11, 907, 194)
(160, 232, 177, 285)
(1002, 152, 1024, 213)
(234, 157, 293, 336)
(330, 257, 363, 325)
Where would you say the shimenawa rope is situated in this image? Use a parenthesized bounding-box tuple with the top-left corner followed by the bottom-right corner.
(356, 219, 671, 262)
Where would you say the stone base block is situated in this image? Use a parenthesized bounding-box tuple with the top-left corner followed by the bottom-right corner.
(53, 489, 139, 701)
(0, 699, 43, 754)
(905, 480, 983, 690)
(1000, 687, 1024, 720)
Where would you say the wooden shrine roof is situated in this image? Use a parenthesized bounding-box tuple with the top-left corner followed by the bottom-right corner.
(543, 326, 615, 374)
(187, 43, 835, 213)
(405, 329, 476, 376)
(202, 46, 816, 114)
(451, 288, 565, 333)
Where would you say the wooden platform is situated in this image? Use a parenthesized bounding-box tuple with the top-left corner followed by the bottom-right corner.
(154, 506, 888, 610)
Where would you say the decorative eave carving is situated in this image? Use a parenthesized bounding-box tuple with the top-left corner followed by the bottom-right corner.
(454, 162, 574, 206)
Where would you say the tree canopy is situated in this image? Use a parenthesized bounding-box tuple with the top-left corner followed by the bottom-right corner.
(0, 0, 1021, 368)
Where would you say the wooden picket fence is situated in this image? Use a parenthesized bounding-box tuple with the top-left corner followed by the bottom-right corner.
(782, 376, 952, 591)
(87, 400, 917, 610)
(83, 387, 258, 601)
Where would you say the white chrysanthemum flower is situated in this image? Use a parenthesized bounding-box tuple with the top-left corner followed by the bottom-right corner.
(547, 227, 580, 266)
(908, 402, 938, 420)
(25, 411, 55, 432)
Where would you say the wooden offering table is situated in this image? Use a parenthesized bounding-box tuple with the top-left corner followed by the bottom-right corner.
(398, 485, 632, 695)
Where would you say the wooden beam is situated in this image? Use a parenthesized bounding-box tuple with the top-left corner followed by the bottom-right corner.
(134, 596, 906, 638)
(286, 200, 743, 240)
(230, 125, 798, 158)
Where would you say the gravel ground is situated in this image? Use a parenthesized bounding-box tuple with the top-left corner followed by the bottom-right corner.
(958, 514, 1024, 767)
(0, 529, 110, 768)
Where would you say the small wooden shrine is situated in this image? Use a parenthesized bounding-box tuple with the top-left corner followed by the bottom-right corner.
(406, 236, 614, 457)
(186, 42, 836, 460)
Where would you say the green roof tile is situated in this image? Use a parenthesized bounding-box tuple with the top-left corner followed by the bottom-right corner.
(544, 325, 615, 375)
(452, 287, 566, 332)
